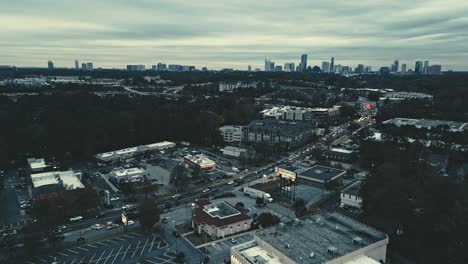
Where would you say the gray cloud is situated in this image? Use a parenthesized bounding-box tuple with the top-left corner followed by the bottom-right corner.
(0, 0, 467, 70)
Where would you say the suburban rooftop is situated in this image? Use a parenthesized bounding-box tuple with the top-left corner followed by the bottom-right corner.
(256, 212, 388, 264)
(297, 165, 346, 181)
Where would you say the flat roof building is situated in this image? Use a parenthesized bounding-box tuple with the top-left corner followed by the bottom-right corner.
(192, 199, 252, 238)
(243, 119, 315, 147)
(184, 154, 216, 170)
(96, 141, 175, 161)
(30, 170, 84, 199)
(382, 118, 468, 132)
(297, 165, 347, 184)
(261, 105, 340, 123)
(231, 212, 388, 264)
(111, 167, 146, 184)
(27, 158, 49, 173)
(219, 125, 243, 143)
(341, 181, 363, 208)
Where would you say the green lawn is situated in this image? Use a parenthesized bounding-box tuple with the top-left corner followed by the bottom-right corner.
(174, 222, 193, 234)
(184, 232, 215, 246)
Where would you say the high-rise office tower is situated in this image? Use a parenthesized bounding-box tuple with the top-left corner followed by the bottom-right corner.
(82, 63, 87, 71)
(275, 65, 283, 72)
(330, 57, 335, 73)
(401, 64, 407, 73)
(264, 59, 271, 72)
(391, 60, 399, 72)
(423, 61, 429, 74)
(48, 60, 54, 70)
(248, 65, 251, 72)
(321, 61, 330, 73)
(284, 63, 295, 72)
(86, 62, 93, 71)
(415, 61, 423, 74)
(75, 60, 79, 70)
(355, 64, 364, 74)
(364, 66, 372, 73)
(300, 54, 308, 72)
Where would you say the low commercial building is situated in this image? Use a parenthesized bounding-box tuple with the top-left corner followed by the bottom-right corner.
(27, 158, 50, 173)
(111, 167, 146, 184)
(30, 170, 84, 199)
(382, 118, 468, 132)
(184, 154, 216, 170)
(341, 181, 363, 208)
(379, 91, 433, 101)
(327, 148, 357, 162)
(219, 82, 257, 92)
(231, 212, 388, 264)
(242, 119, 314, 147)
(95, 141, 175, 162)
(219, 125, 243, 143)
(222, 146, 255, 159)
(261, 105, 340, 123)
(297, 165, 347, 184)
(192, 199, 252, 238)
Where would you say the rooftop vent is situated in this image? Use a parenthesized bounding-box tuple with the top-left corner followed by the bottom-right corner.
(310, 252, 315, 258)
(352, 237, 364, 245)
(327, 246, 337, 255)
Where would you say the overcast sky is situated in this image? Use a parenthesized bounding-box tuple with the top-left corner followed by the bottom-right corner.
(1, 0, 468, 70)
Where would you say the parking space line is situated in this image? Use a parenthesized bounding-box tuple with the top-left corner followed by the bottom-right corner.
(37, 258, 47, 262)
(78, 246, 89, 251)
(95, 250, 106, 264)
(86, 244, 98, 248)
(121, 243, 132, 261)
(70, 259, 76, 264)
(114, 237, 125, 241)
(96, 242, 108, 246)
(102, 248, 114, 264)
(123, 234, 135, 239)
(112, 246, 123, 264)
(131, 241, 141, 258)
(78, 256, 86, 264)
(145, 260, 158, 264)
(148, 236, 156, 253)
(89, 253, 96, 263)
(105, 239, 117, 244)
(130, 232, 143, 236)
(154, 256, 176, 264)
(58, 252, 69, 257)
(67, 249, 80, 254)
(48, 256, 56, 260)
(26, 261, 35, 264)
(140, 238, 149, 256)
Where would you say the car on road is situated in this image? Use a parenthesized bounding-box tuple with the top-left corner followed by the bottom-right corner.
(126, 220, 135, 226)
(91, 223, 103, 230)
(171, 194, 182, 200)
(230, 238, 237, 244)
(161, 218, 168, 224)
(227, 180, 234, 185)
(107, 223, 119, 230)
(202, 188, 210, 193)
(110, 197, 120, 201)
(20, 203, 31, 209)
(69, 216, 83, 222)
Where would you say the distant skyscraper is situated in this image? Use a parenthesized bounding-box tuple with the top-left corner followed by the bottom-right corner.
(391, 60, 399, 72)
(401, 64, 407, 73)
(284, 63, 295, 72)
(321, 61, 330, 73)
(153, 63, 167, 71)
(364, 66, 372, 73)
(82, 63, 87, 71)
(330, 57, 335, 73)
(275, 65, 283, 72)
(355, 64, 364, 74)
(48, 60, 54, 70)
(423, 61, 429, 74)
(75, 60, 79, 70)
(379, 67, 390, 75)
(427, 65, 442, 74)
(264, 59, 271, 72)
(86, 62, 93, 71)
(248, 65, 251, 72)
(300, 54, 308, 72)
(127, 65, 145, 71)
(415, 61, 423, 74)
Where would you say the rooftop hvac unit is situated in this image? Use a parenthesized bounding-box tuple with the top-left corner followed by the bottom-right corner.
(310, 252, 315, 258)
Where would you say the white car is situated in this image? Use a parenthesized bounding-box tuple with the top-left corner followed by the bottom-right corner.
(227, 181, 234, 185)
(110, 197, 120, 201)
(202, 189, 210, 193)
(69, 216, 83, 222)
(126, 220, 135, 226)
(107, 223, 119, 230)
(91, 223, 103, 230)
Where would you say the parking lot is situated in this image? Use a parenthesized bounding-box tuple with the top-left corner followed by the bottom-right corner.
(24, 232, 176, 264)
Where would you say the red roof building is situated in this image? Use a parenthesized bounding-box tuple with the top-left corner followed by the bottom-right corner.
(192, 199, 252, 238)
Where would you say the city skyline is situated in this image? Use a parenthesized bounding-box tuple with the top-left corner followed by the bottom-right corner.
(1, 0, 468, 70)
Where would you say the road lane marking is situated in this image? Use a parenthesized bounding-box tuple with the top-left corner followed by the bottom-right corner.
(131, 241, 141, 258)
(58, 252, 69, 257)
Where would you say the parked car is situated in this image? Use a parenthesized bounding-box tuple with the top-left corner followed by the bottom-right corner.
(227, 181, 234, 185)
(230, 238, 237, 244)
(126, 220, 135, 226)
(161, 218, 168, 224)
(69, 216, 83, 222)
(91, 224, 103, 230)
(110, 197, 120, 201)
(107, 224, 119, 230)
